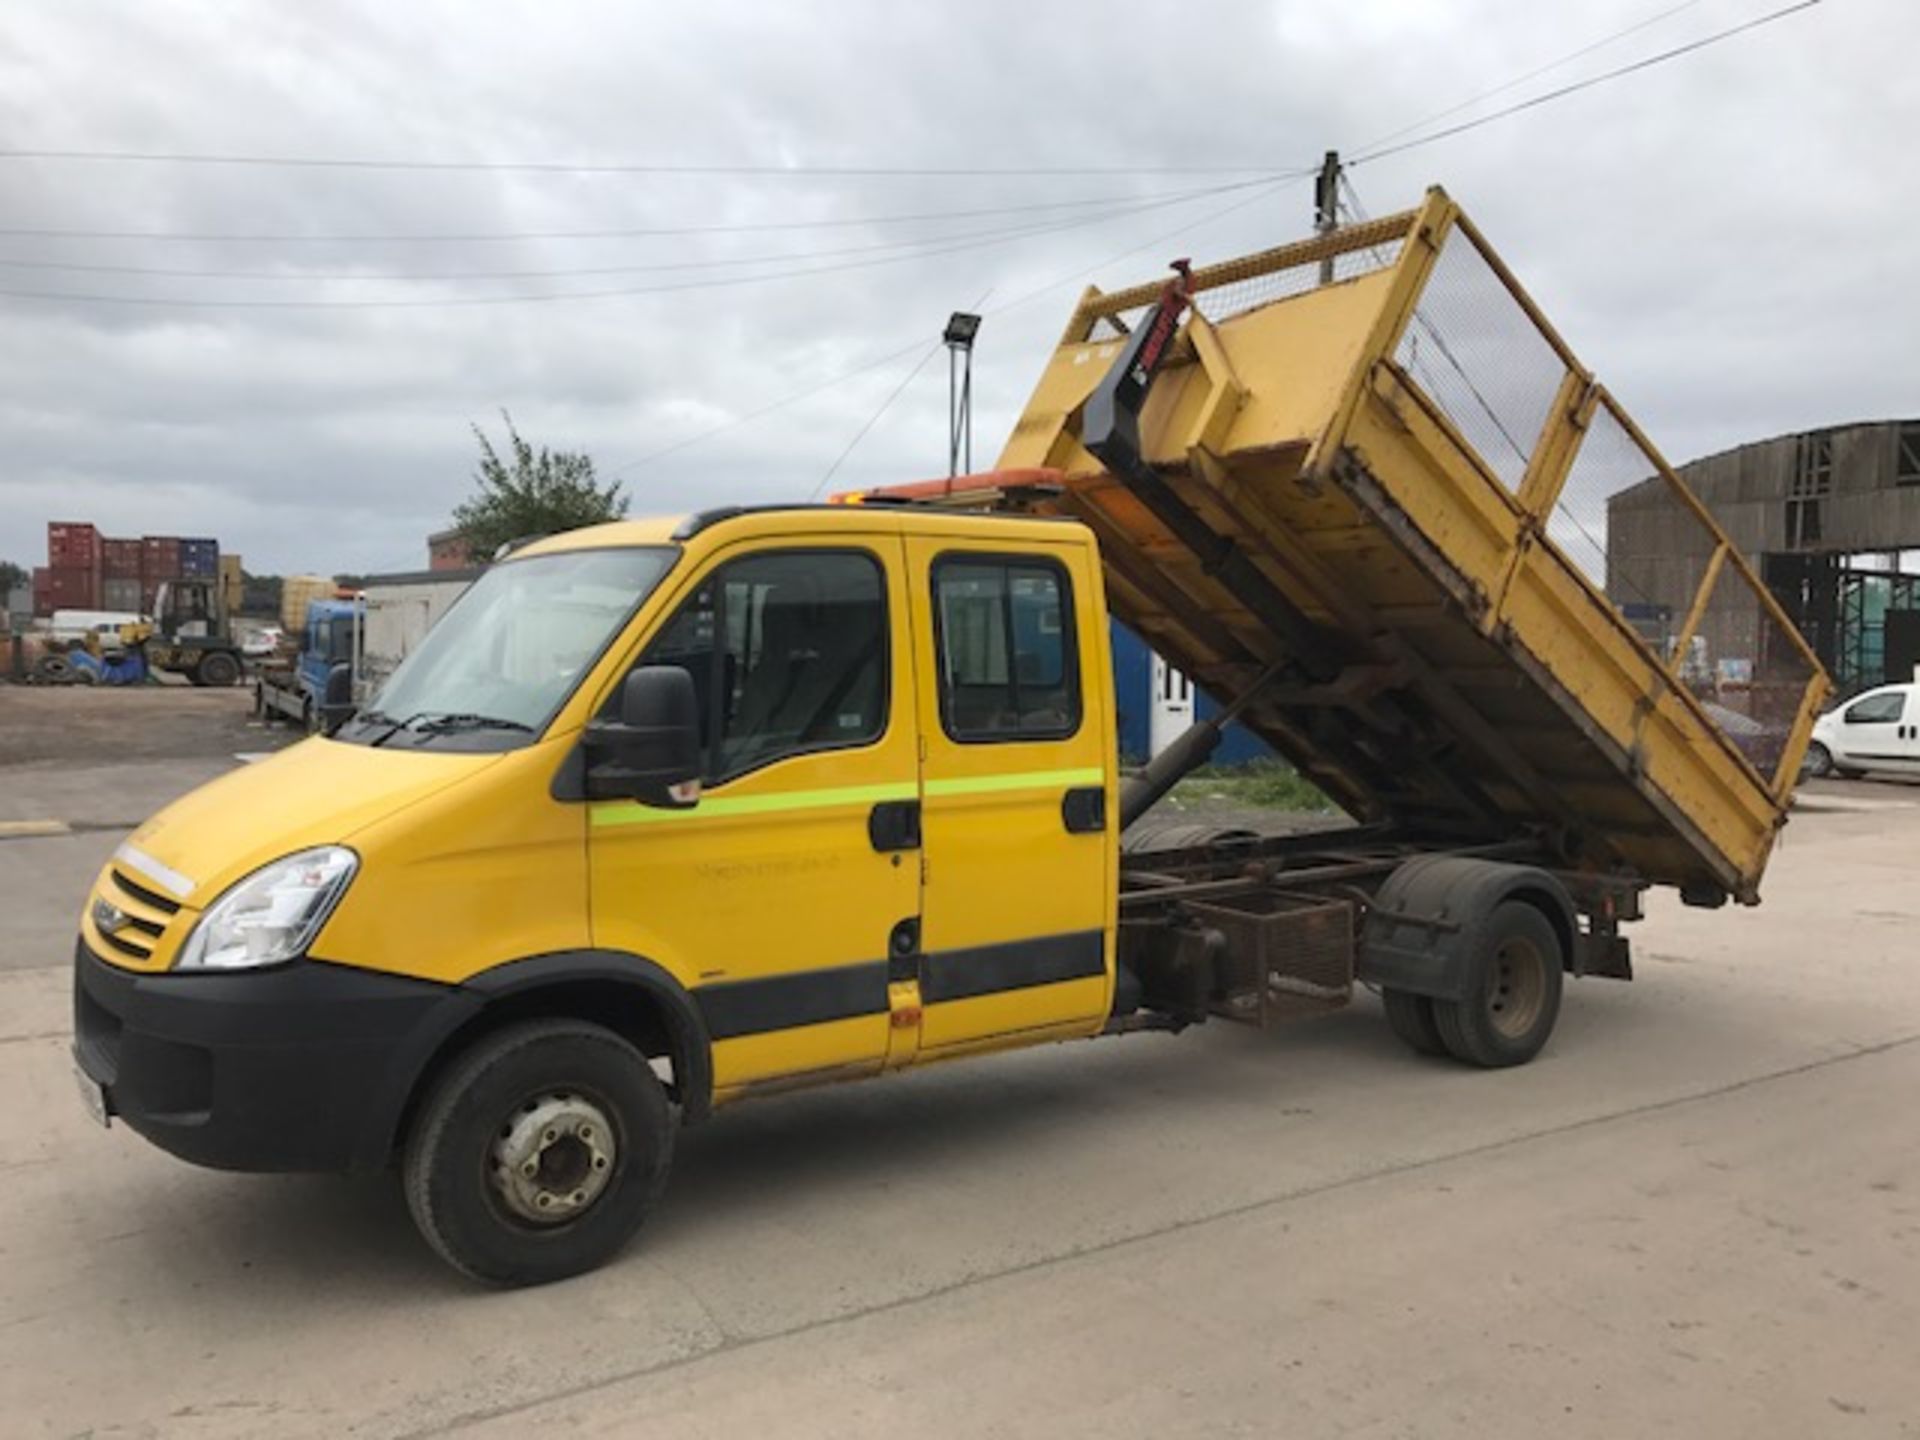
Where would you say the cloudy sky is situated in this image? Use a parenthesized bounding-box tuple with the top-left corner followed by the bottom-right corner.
(0, 0, 1911, 577)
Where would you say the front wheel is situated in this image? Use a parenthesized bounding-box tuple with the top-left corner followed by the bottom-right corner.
(1431, 902, 1564, 1068)
(403, 1019, 674, 1286)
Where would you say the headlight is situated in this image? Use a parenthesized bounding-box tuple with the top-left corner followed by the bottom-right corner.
(175, 846, 358, 972)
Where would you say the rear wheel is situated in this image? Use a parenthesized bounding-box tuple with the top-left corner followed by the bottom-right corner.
(1431, 902, 1563, 1068)
(403, 1019, 673, 1286)
(1381, 988, 1447, 1056)
(1802, 742, 1833, 779)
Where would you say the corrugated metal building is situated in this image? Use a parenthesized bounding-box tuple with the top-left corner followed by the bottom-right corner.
(1608, 419, 1920, 693)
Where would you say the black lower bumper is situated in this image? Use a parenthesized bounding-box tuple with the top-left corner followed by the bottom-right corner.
(73, 941, 478, 1174)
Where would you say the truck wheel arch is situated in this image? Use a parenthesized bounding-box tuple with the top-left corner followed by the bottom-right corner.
(1357, 856, 1577, 1001)
(383, 950, 714, 1168)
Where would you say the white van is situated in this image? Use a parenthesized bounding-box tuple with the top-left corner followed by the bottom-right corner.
(46, 610, 145, 645)
(1806, 683, 1919, 778)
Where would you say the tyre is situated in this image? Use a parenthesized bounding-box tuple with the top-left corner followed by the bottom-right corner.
(403, 1018, 673, 1286)
(1381, 988, 1448, 1057)
(197, 650, 241, 687)
(33, 654, 71, 683)
(1431, 902, 1564, 1068)
(1802, 742, 1833, 779)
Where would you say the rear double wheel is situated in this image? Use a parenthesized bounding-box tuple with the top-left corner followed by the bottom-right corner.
(1383, 901, 1564, 1067)
(1430, 902, 1563, 1067)
(403, 1019, 674, 1286)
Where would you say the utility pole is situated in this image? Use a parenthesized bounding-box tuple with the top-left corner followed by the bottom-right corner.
(1314, 149, 1342, 285)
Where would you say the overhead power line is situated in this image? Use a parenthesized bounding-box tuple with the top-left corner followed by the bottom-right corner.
(0, 180, 1266, 309)
(0, 148, 1297, 179)
(0, 180, 1271, 245)
(808, 340, 947, 499)
(0, 183, 1268, 282)
(1351, 0, 1824, 165)
(1355, 0, 1711, 154)
(603, 177, 1299, 479)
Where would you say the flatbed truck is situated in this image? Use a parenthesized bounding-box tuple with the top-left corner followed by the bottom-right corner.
(71, 188, 1826, 1285)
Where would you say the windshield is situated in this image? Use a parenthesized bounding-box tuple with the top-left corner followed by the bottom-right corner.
(343, 546, 675, 748)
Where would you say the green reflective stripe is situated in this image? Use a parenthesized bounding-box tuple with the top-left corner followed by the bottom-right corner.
(591, 780, 916, 829)
(589, 767, 1106, 828)
(923, 766, 1106, 798)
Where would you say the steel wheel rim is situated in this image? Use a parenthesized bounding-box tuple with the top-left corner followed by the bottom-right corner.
(1486, 935, 1546, 1039)
(488, 1091, 618, 1226)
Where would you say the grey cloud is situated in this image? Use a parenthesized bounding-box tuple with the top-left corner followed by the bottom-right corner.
(0, 0, 1911, 574)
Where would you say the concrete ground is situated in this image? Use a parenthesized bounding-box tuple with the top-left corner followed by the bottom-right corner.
(2, 687, 1918, 1438)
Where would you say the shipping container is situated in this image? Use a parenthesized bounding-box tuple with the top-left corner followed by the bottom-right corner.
(141, 536, 182, 582)
(47, 521, 101, 570)
(219, 553, 245, 614)
(101, 577, 144, 613)
(101, 538, 143, 579)
(179, 538, 219, 578)
(31, 567, 52, 616)
(280, 575, 336, 635)
(47, 566, 100, 610)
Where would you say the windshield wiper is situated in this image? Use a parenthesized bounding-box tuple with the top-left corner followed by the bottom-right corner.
(401, 711, 535, 736)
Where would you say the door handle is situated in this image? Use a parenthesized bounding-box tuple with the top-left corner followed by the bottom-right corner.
(1061, 785, 1106, 834)
(868, 799, 921, 852)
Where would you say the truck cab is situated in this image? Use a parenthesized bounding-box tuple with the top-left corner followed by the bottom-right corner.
(74, 506, 1117, 1283)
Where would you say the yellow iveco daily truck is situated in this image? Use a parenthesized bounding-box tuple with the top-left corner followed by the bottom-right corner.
(73, 190, 1827, 1284)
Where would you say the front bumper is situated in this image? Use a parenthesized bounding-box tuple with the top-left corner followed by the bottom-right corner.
(72, 940, 476, 1173)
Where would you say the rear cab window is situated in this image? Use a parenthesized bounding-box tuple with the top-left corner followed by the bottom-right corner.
(932, 555, 1081, 743)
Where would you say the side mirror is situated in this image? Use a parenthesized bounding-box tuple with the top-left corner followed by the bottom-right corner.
(584, 665, 703, 805)
(320, 662, 356, 735)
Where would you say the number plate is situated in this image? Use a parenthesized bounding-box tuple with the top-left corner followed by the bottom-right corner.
(73, 1055, 110, 1128)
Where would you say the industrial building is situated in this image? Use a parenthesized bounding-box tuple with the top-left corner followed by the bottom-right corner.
(1607, 418, 1920, 697)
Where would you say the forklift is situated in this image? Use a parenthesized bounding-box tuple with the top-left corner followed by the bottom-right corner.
(120, 578, 246, 686)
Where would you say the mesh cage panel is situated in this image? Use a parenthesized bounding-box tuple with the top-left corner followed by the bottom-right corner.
(1394, 229, 1568, 491)
(1689, 561, 1819, 786)
(1557, 405, 1719, 642)
(1086, 238, 1404, 341)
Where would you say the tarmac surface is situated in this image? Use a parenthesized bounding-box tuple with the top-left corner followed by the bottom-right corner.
(2, 686, 1917, 1437)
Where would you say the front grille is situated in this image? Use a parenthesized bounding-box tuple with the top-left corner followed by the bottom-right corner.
(110, 869, 181, 915)
(94, 867, 183, 966)
(96, 928, 153, 961)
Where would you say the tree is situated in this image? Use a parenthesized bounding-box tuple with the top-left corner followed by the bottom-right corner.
(0, 560, 26, 595)
(452, 411, 627, 560)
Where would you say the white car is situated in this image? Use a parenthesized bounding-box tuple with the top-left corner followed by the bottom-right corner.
(1805, 682, 1918, 779)
(241, 626, 284, 658)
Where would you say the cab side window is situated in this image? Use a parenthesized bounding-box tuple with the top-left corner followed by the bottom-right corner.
(634, 550, 887, 782)
(1844, 691, 1905, 724)
(933, 555, 1080, 741)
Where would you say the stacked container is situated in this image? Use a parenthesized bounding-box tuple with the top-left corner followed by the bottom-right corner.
(140, 536, 182, 615)
(45, 521, 101, 613)
(101, 537, 145, 614)
(179, 538, 219, 578)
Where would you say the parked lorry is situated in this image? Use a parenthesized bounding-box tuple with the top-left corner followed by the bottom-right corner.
(255, 596, 363, 729)
(72, 189, 1827, 1285)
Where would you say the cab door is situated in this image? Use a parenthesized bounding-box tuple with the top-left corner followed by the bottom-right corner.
(902, 534, 1115, 1056)
(588, 536, 923, 1095)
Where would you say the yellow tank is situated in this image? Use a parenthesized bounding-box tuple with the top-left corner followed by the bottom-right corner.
(280, 574, 334, 635)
